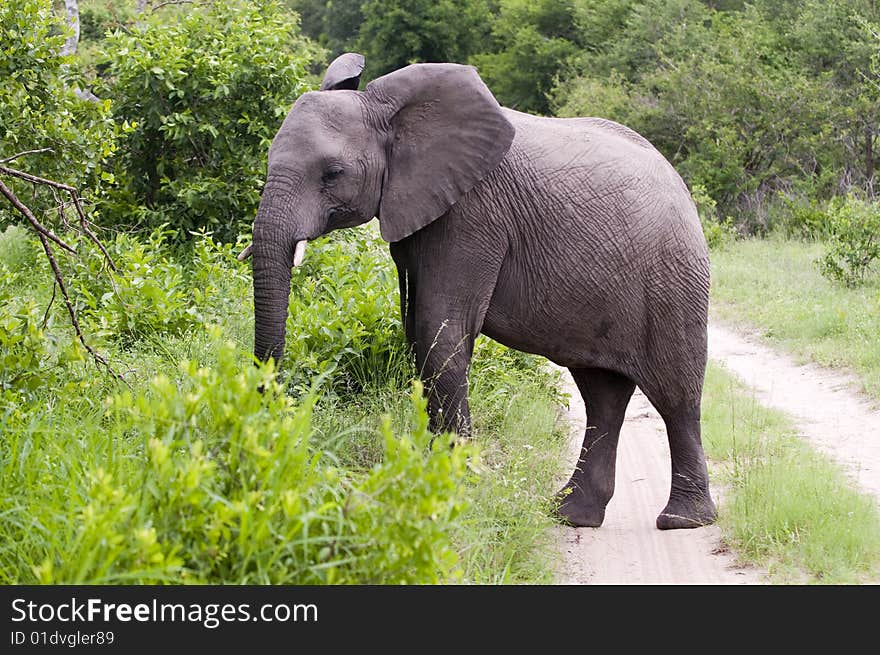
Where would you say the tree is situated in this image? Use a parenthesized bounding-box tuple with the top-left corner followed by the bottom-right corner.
(288, 0, 363, 60)
(471, 0, 581, 114)
(356, 0, 493, 79)
(96, 0, 320, 242)
(60, 0, 81, 57)
(0, 0, 120, 209)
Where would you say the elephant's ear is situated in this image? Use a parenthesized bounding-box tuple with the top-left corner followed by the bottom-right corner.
(320, 52, 365, 91)
(365, 63, 515, 243)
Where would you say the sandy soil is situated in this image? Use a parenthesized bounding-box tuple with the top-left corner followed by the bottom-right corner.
(555, 323, 880, 584)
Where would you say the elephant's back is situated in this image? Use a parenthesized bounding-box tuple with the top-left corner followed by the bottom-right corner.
(477, 109, 709, 371)
(496, 108, 704, 256)
(500, 108, 692, 205)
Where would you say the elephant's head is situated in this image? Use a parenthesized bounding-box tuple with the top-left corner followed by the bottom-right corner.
(246, 53, 515, 365)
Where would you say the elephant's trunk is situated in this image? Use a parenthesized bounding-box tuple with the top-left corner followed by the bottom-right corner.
(251, 191, 308, 365)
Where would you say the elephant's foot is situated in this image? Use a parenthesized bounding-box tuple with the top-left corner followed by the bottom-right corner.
(656, 491, 717, 530)
(553, 487, 607, 528)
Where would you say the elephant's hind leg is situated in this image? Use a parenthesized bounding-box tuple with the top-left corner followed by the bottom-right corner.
(651, 400, 717, 530)
(555, 367, 636, 528)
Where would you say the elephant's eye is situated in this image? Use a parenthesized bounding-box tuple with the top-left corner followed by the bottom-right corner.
(322, 166, 344, 185)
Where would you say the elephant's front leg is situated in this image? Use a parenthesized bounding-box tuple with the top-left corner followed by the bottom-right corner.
(390, 234, 502, 438)
(412, 319, 475, 436)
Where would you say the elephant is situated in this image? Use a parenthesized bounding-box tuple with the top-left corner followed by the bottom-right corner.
(241, 52, 716, 531)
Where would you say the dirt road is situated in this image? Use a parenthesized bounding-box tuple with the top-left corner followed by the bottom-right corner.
(556, 322, 880, 584)
(554, 366, 764, 584)
(707, 324, 880, 499)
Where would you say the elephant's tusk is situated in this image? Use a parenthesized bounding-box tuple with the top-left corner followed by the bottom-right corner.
(236, 243, 253, 261)
(293, 240, 307, 267)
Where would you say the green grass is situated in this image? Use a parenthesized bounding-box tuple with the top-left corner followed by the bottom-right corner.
(710, 235, 880, 400)
(701, 362, 880, 583)
(289, 345, 571, 584)
(0, 225, 568, 584)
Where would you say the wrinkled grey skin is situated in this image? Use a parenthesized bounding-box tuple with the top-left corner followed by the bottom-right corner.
(248, 53, 716, 530)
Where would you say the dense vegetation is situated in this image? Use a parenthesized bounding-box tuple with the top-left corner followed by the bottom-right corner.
(1, 0, 568, 584)
(0, 220, 568, 583)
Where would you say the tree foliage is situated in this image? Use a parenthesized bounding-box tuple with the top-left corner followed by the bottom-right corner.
(356, 0, 493, 79)
(0, 0, 119, 211)
(288, 0, 364, 61)
(96, 0, 320, 242)
(553, 0, 880, 229)
(471, 0, 581, 114)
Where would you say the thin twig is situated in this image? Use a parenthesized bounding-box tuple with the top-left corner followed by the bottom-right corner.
(71, 190, 118, 272)
(151, 0, 206, 11)
(36, 231, 129, 386)
(0, 178, 77, 254)
(0, 148, 54, 164)
(41, 283, 57, 330)
(0, 165, 76, 191)
(52, 187, 72, 231)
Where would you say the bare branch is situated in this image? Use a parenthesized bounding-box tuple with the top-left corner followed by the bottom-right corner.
(41, 283, 57, 330)
(0, 170, 128, 385)
(0, 178, 78, 254)
(37, 231, 128, 386)
(0, 148, 54, 164)
(0, 165, 76, 192)
(151, 0, 205, 11)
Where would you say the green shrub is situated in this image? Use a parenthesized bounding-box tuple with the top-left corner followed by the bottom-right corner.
(0, 229, 80, 398)
(56, 227, 251, 346)
(0, 0, 122, 215)
(691, 183, 736, 249)
(96, 0, 320, 242)
(0, 223, 567, 585)
(0, 294, 62, 396)
(63, 228, 195, 345)
(284, 229, 411, 395)
(817, 195, 880, 287)
(770, 194, 830, 239)
(13, 333, 473, 584)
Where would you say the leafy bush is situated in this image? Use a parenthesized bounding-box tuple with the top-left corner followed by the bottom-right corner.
(0, 227, 73, 397)
(770, 194, 831, 240)
(0, 294, 60, 396)
(284, 229, 410, 395)
(96, 0, 320, 242)
(55, 227, 250, 346)
(0, 222, 567, 584)
(691, 183, 736, 250)
(818, 195, 880, 287)
(0, 0, 121, 213)
(10, 334, 473, 584)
